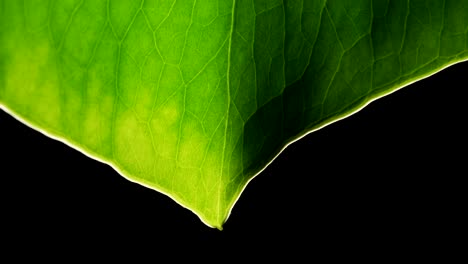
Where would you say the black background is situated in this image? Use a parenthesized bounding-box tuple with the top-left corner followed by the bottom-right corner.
(1, 62, 466, 254)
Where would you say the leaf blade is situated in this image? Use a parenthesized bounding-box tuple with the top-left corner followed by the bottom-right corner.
(1, 0, 467, 228)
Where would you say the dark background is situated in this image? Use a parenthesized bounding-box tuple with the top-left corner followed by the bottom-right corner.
(1, 61, 466, 253)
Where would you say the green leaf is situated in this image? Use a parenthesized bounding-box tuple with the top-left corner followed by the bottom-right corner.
(1, 0, 467, 229)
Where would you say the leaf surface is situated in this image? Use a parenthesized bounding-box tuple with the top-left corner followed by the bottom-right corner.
(1, 0, 467, 228)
